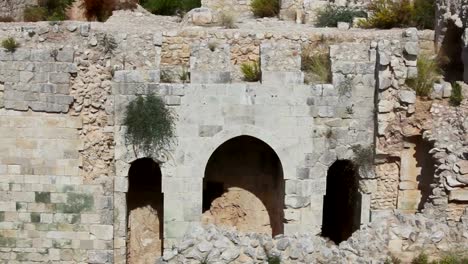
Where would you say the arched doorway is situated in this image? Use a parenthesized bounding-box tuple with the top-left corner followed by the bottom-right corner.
(126, 158, 163, 264)
(322, 160, 361, 244)
(439, 20, 464, 82)
(202, 136, 285, 236)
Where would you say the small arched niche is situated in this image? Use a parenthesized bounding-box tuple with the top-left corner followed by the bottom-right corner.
(126, 158, 164, 263)
(202, 136, 285, 236)
(322, 160, 361, 244)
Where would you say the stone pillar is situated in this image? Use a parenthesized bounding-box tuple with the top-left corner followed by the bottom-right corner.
(190, 41, 231, 83)
(260, 41, 304, 85)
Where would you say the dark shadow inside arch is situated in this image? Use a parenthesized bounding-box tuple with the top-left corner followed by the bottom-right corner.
(203, 136, 285, 236)
(322, 160, 361, 244)
(127, 158, 164, 259)
(439, 20, 464, 82)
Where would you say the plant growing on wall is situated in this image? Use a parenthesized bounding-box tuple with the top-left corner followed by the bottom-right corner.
(251, 0, 280, 18)
(406, 54, 443, 97)
(124, 94, 176, 155)
(450, 82, 463, 106)
(301, 45, 331, 84)
(315, 5, 367, 27)
(1, 37, 19, 53)
(241, 60, 261, 82)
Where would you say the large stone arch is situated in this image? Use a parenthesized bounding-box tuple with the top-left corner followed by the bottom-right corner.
(193, 125, 296, 182)
(201, 135, 285, 236)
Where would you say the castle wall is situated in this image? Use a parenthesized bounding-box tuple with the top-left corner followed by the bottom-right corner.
(0, 20, 466, 263)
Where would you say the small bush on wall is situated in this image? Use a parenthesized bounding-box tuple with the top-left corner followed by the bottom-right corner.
(450, 82, 463, 106)
(315, 5, 367, 27)
(140, 0, 201, 16)
(124, 94, 176, 155)
(241, 60, 261, 82)
(301, 45, 331, 84)
(251, 0, 280, 18)
(406, 54, 442, 97)
(1, 37, 20, 53)
(359, 0, 435, 29)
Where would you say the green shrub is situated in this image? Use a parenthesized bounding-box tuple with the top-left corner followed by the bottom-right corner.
(267, 256, 281, 264)
(301, 46, 331, 84)
(411, 0, 435, 29)
(140, 0, 201, 16)
(24, 0, 74, 22)
(412, 253, 429, 264)
(23, 6, 48, 22)
(124, 94, 176, 154)
(251, 0, 280, 18)
(406, 54, 443, 96)
(450, 82, 463, 106)
(241, 60, 261, 82)
(315, 5, 367, 27)
(82, 0, 116, 22)
(1, 37, 19, 53)
(359, 0, 413, 29)
(385, 255, 403, 264)
(360, 0, 435, 29)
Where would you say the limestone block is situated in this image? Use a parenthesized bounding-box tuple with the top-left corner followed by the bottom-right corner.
(261, 71, 304, 85)
(56, 48, 75, 63)
(442, 81, 453, 98)
(404, 42, 419, 56)
(399, 90, 416, 104)
(285, 195, 310, 209)
(337, 22, 350, 30)
(449, 189, 468, 201)
(90, 225, 114, 240)
(191, 71, 231, 84)
(260, 41, 301, 72)
(199, 125, 222, 137)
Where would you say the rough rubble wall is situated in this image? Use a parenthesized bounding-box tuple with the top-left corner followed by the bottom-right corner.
(161, 29, 434, 82)
(0, 0, 37, 21)
(161, 212, 468, 263)
(374, 29, 423, 215)
(200, 0, 371, 23)
(425, 101, 468, 221)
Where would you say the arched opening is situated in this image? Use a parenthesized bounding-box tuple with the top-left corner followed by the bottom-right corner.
(126, 158, 163, 264)
(322, 160, 361, 244)
(202, 136, 284, 236)
(439, 20, 464, 82)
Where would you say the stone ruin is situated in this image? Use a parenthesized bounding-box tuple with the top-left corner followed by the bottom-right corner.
(0, 2, 466, 264)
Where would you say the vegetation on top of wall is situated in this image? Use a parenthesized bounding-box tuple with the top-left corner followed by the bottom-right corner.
(406, 54, 443, 97)
(359, 0, 435, 29)
(301, 45, 331, 84)
(411, 0, 436, 30)
(450, 82, 463, 106)
(140, 0, 201, 16)
(1, 37, 19, 53)
(250, 0, 280, 18)
(24, 0, 75, 22)
(241, 60, 261, 82)
(315, 5, 367, 27)
(386, 252, 468, 264)
(124, 94, 176, 155)
(82, 0, 137, 22)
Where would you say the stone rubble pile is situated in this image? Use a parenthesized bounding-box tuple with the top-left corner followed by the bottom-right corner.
(160, 211, 468, 264)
